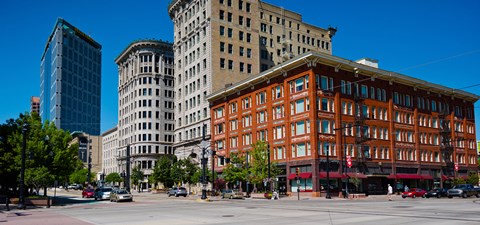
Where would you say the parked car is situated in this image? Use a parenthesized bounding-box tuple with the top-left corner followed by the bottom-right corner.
(94, 187, 113, 200)
(67, 183, 83, 190)
(401, 188, 427, 198)
(110, 189, 133, 202)
(167, 187, 188, 197)
(82, 188, 95, 198)
(447, 184, 479, 198)
(221, 189, 244, 199)
(424, 188, 448, 198)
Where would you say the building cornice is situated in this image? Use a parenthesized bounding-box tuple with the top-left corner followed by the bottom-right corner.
(208, 51, 480, 103)
(114, 40, 173, 64)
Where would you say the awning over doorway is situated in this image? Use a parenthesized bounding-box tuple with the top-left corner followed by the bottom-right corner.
(299, 172, 312, 179)
(318, 172, 346, 179)
(287, 173, 297, 180)
(420, 174, 434, 180)
(346, 172, 367, 179)
(387, 174, 423, 179)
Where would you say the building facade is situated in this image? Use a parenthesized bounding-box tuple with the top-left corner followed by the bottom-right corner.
(209, 52, 479, 197)
(40, 18, 102, 135)
(69, 132, 102, 177)
(168, 0, 336, 161)
(102, 126, 118, 175)
(114, 40, 175, 190)
(30, 96, 40, 115)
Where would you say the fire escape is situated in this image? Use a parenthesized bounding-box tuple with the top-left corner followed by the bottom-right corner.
(354, 89, 369, 173)
(439, 110, 454, 176)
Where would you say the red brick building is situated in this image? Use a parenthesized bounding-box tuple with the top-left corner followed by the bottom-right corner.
(208, 52, 478, 197)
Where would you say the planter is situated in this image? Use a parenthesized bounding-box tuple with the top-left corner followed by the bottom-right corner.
(8, 197, 50, 207)
(264, 192, 272, 199)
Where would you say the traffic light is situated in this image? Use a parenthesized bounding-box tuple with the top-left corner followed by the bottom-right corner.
(295, 168, 300, 177)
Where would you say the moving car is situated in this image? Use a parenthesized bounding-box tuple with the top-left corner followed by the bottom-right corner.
(424, 188, 448, 198)
(167, 187, 188, 197)
(401, 188, 427, 198)
(82, 188, 95, 198)
(110, 189, 133, 202)
(447, 184, 479, 198)
(221, 189, 244, 199)
(67, 183, 83, 190)
(94, 187, 113, 200)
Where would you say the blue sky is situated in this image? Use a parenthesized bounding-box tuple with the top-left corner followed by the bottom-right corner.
(0, 0, 479, 139)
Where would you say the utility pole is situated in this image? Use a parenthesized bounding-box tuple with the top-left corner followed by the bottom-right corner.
(201, 124, 207, 200)
(126, 145, 131, 192)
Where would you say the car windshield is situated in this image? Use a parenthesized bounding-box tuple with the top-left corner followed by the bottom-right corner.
(179, 188, 186, 191)
(117, 190, 129, 194)
(102, 188, 112, 192)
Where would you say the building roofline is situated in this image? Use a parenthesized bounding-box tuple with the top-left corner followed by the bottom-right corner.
(41, 18, 101, 61)
(101, 126, 118, 137)
(114, 39, 173, 64)
(208, 51, 480, 103)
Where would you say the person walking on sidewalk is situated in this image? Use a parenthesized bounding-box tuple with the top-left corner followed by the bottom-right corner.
(387, 184, 393, 201)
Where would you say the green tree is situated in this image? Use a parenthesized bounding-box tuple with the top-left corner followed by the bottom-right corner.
(453, 177, 467, 185)
(105, 172, 123, 186)
(152, 155, 175, 188)
(69, 168, 94, 186)
(131, 166, 144, 192)
(6, 113, 79, 196)
(0, 118, 20, 194)
(466, 171, 479, 186)
(222, 152, 247, 189)
(248, 141, 280, 186)
(180, 157, 200, 191)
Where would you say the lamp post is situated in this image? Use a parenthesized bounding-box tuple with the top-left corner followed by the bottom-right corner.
(267, 143, 271, 192)
(325, 145, 331, 199)
(211, 149, 216, 196)
(201, 124, 208, 200)
(18, 124, 28, 210)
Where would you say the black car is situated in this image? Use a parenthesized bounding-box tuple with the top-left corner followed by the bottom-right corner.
(425, 188, 448, 198)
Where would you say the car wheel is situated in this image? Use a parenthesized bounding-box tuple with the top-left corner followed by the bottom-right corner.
(82, 195, 85, 198)
(412, 195, 416, 199)
(476, 194, 479, 198)
(175, 194, 178, 197)
(94, 196, 97, 201)
(448, 196, 452, 198)
(436, 195, 440, 198)
(221, 195, 224, 199)
(229, 196, 233, 199)
(402, 196, 406, 199)
(168, 194, 171, 197)
(462, 193, 467, 198)
(183, 195, 187, 197)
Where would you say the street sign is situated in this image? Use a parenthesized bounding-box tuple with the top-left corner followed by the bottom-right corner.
(454, 163, 459, 171)
(346, 155, 352, 168)
(200, 140, 208, 149)
(296, 179, 300, 185)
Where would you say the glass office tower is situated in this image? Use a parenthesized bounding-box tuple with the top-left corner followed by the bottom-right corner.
(40, 18, 102, 135)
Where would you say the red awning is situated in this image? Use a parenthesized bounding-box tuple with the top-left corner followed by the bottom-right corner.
(287, 173, 297, 180)
(299, 172, 312, 179)
(319, 172, 346, 179)
(387, 174, 423, 179)
(420, 174, 434, 180)
(441, 175, 451, 180)
(347, 172, 367, 179)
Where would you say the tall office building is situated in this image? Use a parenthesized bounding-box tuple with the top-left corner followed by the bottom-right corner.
(115, 40, 175, 190)
(40, 18, 102, 135)
(168, 0, 336, 159)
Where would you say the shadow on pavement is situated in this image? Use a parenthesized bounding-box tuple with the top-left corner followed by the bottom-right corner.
(52, 196, 97, 206)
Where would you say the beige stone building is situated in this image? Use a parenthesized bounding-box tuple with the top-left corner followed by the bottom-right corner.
(101, 126, 118, 175)
(69, 132, 102, 180)
(168, 0, 336, 160)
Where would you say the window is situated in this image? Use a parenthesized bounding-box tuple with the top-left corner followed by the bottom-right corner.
(228, 60, 233, 70)
(290, 75, 309, 93)
(220, 58, 225, 69)
(256, 91, 266, 105)
(273, 105, 285, 119)
(214, 107, 224, 119)
(227, 28, 233, 38)
(242, 97, 251, 109)
(220, 42, 225, 52)
(272, 85, 283, 99)
(220, 26, 225, 36)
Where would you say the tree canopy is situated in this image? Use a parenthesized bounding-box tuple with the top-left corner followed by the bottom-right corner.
(0, 113, 80, 195)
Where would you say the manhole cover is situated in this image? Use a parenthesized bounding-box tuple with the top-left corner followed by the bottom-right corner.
(392, 206, 412, 208)
(245, 207, 256, 209)
(222, 215, 235, 217)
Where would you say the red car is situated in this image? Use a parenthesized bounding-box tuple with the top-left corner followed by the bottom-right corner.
(401, 188, 427, 198)
(82, 188, 95, 198)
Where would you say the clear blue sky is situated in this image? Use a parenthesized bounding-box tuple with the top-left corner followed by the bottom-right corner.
(1, 0, 479, 139)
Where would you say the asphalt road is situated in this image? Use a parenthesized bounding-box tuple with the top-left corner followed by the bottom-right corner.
(2, 190, 480, 225)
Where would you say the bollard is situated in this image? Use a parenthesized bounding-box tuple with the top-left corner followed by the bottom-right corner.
(5, 197, 10, 211)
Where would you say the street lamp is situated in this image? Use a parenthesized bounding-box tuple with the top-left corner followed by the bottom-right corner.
(267, 143, 271, 192)
(201, 124, 208, 200)
(325, 145, 331, 199)
(18, 124, 28, 210)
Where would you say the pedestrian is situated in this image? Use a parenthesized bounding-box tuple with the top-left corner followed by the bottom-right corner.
(404, 185, 409, 192)
(271, 189, 279, 200)
(387, 184, 393, 201)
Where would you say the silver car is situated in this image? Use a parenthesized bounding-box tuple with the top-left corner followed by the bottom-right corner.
(94, 187, 113, 200)
(167, 187, 188, 197)
(110, 189, 133, 202)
